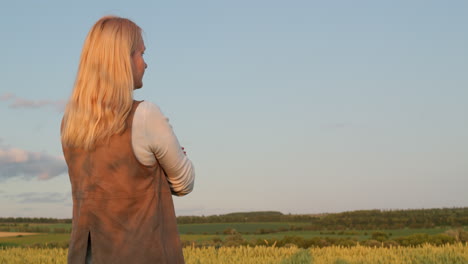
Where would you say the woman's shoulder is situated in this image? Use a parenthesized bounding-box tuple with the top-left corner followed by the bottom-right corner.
(134, 100, 167, 120)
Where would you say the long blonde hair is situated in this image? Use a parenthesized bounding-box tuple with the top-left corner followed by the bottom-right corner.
(61, 16, 142, 150)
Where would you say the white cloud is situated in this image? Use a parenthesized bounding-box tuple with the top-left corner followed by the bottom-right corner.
(0, 93, 66, 112)
(0, 144, 67, 181)
(0, 93, 14, 101)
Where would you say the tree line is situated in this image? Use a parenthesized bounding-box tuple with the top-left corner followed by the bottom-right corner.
(176, 207, 468, 229)
(0, 218, 71, 224)
(1, 207, 467, 230)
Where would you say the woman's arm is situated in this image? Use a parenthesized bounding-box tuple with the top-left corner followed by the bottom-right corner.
(134, 101, 195, 196)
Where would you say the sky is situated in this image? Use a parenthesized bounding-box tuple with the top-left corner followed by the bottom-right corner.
(0, 1, 467, 218)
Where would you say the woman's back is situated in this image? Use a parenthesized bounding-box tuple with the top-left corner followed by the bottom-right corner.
(63, 101, 185, 264)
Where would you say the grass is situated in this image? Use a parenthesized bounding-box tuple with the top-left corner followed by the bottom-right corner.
(28, 223, 72, 229)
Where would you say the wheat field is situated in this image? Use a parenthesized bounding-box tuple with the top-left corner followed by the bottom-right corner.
(0, 244, 467, 264)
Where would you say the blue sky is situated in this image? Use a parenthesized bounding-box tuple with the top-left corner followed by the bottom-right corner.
(0, 1, 467, 218)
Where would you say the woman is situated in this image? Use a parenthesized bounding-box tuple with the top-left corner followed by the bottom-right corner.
(61, 16, 194, 264)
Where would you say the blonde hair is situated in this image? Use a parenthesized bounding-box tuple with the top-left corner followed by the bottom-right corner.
(61, 16, 143, 150)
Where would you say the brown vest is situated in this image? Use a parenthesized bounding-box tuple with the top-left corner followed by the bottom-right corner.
(62, 101, 184, 264)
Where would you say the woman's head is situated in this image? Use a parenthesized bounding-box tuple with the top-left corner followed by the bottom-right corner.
(80, 16, 146, 90)
(62, 16, 146, 150)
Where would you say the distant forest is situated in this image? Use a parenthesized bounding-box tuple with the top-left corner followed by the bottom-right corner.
(177, 208, 468, 229)
(1, 207, 467, 230)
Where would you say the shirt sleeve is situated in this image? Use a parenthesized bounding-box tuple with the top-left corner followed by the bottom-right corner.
(141, 101, 195, 196)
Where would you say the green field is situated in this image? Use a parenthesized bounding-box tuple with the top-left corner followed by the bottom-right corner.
(0, 223, 71, 233)
(2, 222, 306, 234)
(178, 222, 310, 234)
(0, 233, 70, 248)
(0, 222, 464, 248)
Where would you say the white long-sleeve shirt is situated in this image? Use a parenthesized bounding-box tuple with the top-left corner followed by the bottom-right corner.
(131, 101, 194, 196)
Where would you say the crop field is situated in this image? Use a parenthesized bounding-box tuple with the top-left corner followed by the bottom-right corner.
(0, 223, 72, 233)
(240, 227, 453, 241)
(0, 233, 70, 248)
(0, 228, 457, 248)
(1, 244, 467, 264)
(0, 223, 464, 248)
(1, 209, 467, 262)
(1, 222, 307, 234)
(178, 222, 310, 234)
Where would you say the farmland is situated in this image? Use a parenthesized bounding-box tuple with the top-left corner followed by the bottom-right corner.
(0, 223, 465, 248)
(1, 208, 467, 263)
